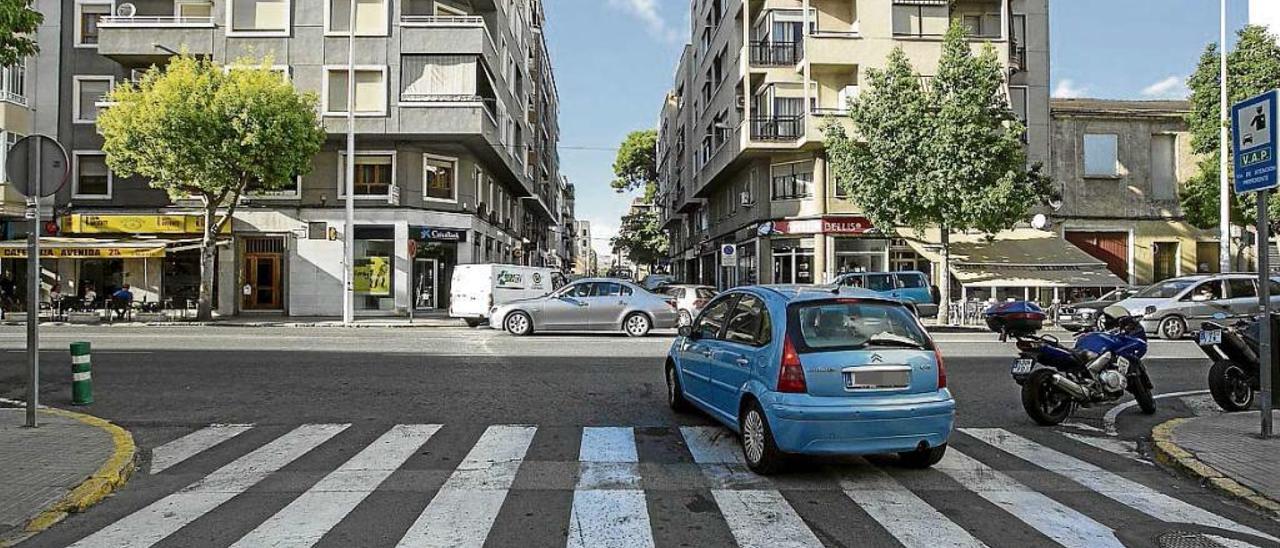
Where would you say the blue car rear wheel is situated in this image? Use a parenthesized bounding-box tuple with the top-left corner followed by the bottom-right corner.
(741, 401, 786, 475)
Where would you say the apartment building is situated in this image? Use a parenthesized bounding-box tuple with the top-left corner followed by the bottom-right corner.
(572, 219, 593, 276)
(24, 0, 564, 316)
(656, 0, 1050, 289)
(1050, 99, 1219, 286)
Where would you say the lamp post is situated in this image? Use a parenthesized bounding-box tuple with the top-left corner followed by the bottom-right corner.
(1220, 0, 1231, 273)
(342, 0, 356, 325)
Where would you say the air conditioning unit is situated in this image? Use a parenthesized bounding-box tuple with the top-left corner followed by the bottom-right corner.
(735, 95, 746, 110)
(740, 192, 753, 206)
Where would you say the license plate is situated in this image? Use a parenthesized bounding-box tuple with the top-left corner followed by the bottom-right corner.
(844, 369, 910, 390)
(1011, 358, 1035, 375)
(1199, 330, 1222, 346)
(1116, 357, 1131, 375)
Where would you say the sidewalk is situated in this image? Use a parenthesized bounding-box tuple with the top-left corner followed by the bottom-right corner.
(0, 312, 469, 329)
(0, 406, 135, 547)
(1153, 411, 1280, 515)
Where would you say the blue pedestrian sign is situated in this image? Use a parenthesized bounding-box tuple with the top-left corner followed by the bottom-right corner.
(1233, 89, 1280, 194)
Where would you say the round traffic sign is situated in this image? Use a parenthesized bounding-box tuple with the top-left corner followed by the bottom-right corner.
(6, 135, 69, 199)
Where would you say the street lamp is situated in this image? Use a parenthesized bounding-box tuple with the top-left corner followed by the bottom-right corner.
(1220, 0, 1231, 273)
(342, 0, 356, 325)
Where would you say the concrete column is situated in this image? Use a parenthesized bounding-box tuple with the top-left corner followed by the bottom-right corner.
(395, 222, 410, 315)
(812, 155, 828, 282)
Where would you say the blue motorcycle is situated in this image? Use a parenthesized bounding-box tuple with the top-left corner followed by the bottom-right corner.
(1005, 304, 1156, 425)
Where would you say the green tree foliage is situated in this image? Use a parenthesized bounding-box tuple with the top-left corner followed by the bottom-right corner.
(97, 55, 326, 319)
(611, 129, 659, 200)
(826, 25, 1053, 323)
(1182, 25, 1280, 228)
(610, 207, 668, 269)
(0, 0, 41, 67)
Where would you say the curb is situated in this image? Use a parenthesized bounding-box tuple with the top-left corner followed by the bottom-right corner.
(1151, 418, 1280, 517)
(0, 407, 136, 547)
(0, 321, 466, 329)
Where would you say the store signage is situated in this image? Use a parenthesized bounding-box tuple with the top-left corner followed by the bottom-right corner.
(62, 214, 229, 235)
(769, 216, 873, 235)
(416, 226, 467, 243)
(0, 246, 165, 259)
(354, 256, 391, 296)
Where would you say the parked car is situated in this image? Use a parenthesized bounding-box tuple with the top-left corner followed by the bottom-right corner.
(1057, 286, 1145, 331)
(449, 264, 564, 327)
(1114, 273, 1280, 339)
(832, 271, 938, 317)
(659, 284, 717, 326)
(640, 274, 675, 290)
(665, 286, 954, 474)
(489, 277, 679, 336)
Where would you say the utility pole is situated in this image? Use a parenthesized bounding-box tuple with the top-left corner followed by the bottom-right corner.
(342, 1, 356, 325)
(1221, 0, 1232, 273)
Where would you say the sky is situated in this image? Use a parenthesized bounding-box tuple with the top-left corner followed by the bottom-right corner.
(541, 0, 1255, 257)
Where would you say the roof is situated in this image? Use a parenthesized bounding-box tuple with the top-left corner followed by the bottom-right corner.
(1050, 98, 1191, 118)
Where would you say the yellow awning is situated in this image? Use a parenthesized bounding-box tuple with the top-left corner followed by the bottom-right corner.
(899, 228, 1126, 288)
(0, 238, 167, 259)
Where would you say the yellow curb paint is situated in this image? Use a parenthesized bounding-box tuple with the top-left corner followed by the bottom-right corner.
(11, 406, 136, 543)
(1150, 417, 1280, 519)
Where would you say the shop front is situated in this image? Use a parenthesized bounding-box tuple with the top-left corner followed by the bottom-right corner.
(353, 226, 397, 314)
(0, 238, 167, 308)
(410, 226, 465, 310)
(759, 215, 887, 283)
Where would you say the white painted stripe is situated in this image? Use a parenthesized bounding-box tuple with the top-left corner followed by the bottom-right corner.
(1207, 535, 1263, 548)
(678, 426, 744, 464)
(964, 428, 1278, 542)
(72, 354, 91, 364)
(711, 490, 823, 548)
(72, 371, 91, 382)
(395, 425, 536, 548)
(567, 489, 655, 548)
(838, 466, 987, 548)
(933, 447, 1123, 548)
(577, 427, 641, 490)
(150, 424, 254, 474)
(70, 424, 348, 548)
(230, 424, 440, 548)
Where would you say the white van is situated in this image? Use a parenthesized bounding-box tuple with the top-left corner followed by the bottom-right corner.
(449, 264, 564, 327)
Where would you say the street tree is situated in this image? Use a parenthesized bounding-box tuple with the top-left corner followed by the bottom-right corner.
(826, 25, 1052, 323)
(97, 55, 326, 320)
(0, 0, 41, 67)
(1182, 25, 1280, 229)
(610, 129, 659, 201)
(610, 207, 668, 271)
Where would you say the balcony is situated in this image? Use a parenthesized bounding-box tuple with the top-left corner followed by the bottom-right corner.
(97, 16, 215, 63)
(399, 14, 498, 65)
(750, 115, 805, 141)
(749, 41, 802, 67)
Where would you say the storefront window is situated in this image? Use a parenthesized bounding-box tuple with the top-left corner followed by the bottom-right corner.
(835, 237, 887, 274)
(772, 240, 813, 284)
(354, 238, 394, 311)
(738, 241, 757, 285)
(163, 250, 204, 306)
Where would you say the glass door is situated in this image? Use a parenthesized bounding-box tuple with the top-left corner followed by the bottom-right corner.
(414, 258, 438, 310)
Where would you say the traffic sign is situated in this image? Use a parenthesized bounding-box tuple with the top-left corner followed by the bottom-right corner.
(6, 135, 69, 199)
(719, 244, 737, 267)
(1232, 89, 1280, 194)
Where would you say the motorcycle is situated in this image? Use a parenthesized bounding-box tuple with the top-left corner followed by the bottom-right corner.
(1006, 305, 1156, 426)
(1197, 312, 1277, 412)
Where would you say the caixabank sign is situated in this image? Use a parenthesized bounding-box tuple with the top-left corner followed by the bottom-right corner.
(414, 226, 468, 243)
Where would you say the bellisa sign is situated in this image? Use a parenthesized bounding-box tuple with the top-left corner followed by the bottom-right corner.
(765, 216, 874, 235)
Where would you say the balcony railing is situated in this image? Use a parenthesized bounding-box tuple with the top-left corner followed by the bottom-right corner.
(399, 15, 484, 26)
(98, 15, 215, 27)
(749, 40, 802, 66)
(0, 91, 26, 106)
(750, 115, 805, 141)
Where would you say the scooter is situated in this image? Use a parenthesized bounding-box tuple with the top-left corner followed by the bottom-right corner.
(1197, 313, 1278, 411)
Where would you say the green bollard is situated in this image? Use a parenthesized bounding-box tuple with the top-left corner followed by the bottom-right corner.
(70, 341, 92, 405)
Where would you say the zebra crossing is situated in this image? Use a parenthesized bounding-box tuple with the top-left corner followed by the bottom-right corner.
(46, 422, 1280, 548)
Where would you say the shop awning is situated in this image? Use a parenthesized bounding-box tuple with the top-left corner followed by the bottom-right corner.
(899, 228, 1126, 288)
(0, 238, 168, 259)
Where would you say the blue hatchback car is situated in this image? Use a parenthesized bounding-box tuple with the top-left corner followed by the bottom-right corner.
(666, 285, 955, 474)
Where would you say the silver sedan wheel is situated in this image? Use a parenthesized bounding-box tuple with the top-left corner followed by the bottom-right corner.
(505, 312, 531, 336)
(624, 314, 651, 337)
(742, 409, 766, 465)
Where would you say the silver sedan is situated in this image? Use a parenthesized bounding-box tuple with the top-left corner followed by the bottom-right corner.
(488, 278, 680, 337)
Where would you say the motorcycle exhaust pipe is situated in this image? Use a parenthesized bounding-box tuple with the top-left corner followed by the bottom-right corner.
(1050, 374, 1090, 401)
(1086, 351, 1113, 375)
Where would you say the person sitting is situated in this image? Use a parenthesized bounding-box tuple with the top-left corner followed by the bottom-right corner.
(110, 284, 134, 320)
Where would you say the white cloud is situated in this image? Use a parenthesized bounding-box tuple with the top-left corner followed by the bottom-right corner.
(1141, 76, 1190, 99)
(583, 217, 619, 258)
(1052, 79, 1089, 99)
(608, 0, 681, 43)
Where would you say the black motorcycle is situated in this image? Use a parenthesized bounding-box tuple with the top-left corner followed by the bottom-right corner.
(1197, 313, 1277, 411)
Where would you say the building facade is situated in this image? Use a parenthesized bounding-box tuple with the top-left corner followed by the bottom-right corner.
(655, 0, 1051, 290)
(1049, 99, 1219, 286)
(572, 219, 593, 276)
(24, 0, 565, 316)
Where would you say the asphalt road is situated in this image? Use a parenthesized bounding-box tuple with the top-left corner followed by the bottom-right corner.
(0, 326, 1274, 548)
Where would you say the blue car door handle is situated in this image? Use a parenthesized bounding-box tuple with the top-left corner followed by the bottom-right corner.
(734, 357, 750, 367)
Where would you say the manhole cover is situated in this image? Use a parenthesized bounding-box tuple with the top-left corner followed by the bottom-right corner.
(1156, 531, 1219, 548)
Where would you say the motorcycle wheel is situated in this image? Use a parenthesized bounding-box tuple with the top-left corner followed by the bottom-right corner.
(1130, 373, 1156, 415)
(1209, 361, 1256, 412)
(1021, 369, 1074, 426)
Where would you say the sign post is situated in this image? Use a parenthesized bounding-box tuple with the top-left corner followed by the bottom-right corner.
(5, 135, 69, 428)
(1232, 89, 1280, 438)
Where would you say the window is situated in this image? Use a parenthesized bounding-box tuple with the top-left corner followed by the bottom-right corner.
(865, 274, 894, 292)
(228, 0, 290, 34)
(0, 62, 25, 105)
(593, 282, 623, 297)
(1183, 280, 1224, 301)
(327, 0, 387, 35)
(960, 13, 1002, 38)
(73, 152, 112, 198)
(828, 161, 848, 198)
(1008, 86, 1028, 122)
(76, 2, 111, 46)
(1151, 134, 1178, 200)
(339, 152, 395, 197)
(176, 1, 213, 18)
(724, 295, 771, 346)
(434, 2, 466, 16)
(0, 131, 20, 183)
(1228, 279, 1257, 299)
(73, 76, 112, 123)
(897, 273, 927, 289)
(693, 295, 735, 339)
(792, 301, 930, 352)
(1083, 134, 1119, 177)
(423, 154, 456, 202)
(892, 4, 947, 37)
(325, 66, 387, 116)
(771, 161, 813, 199)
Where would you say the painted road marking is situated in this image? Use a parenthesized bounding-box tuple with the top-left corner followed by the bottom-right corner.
(1103, 389, 1209, 435)
(568, 427, 654, 548)
(837, 464, 988, 548)
(149, 424, 254, 474)
(395, 425, 537, 548)
(230, 424, 440, 548)
(964, 428, 1278, 543)
(933, 447, 1124, 548)
(69, 424, 349, 548)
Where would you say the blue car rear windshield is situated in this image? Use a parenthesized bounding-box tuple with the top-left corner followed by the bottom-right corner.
(789, 300, 931, 352)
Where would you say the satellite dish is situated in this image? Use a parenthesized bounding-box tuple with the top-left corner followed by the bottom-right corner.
(1031, 213, 1049, 230)
(1048, 196, 1063, 211)
(116, 3, 136, 16)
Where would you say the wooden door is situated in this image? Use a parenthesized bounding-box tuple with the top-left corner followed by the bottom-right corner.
(242, 237, 283, 310)
(1066, 231, 1129, 281)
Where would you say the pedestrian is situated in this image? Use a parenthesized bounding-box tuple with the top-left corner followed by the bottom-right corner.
(83, 284, 97, 311)
(0, 271, 15, 314)
(49, 283, 61, 316)
(111, 284, 134, 320)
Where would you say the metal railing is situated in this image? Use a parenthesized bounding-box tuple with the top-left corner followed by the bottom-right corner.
(750, 115, 805, 141)
(98, 15, 215, 27)
(749, 40, 802, 66)
(398, 15, 484, 26)
(0, 91, 26, 106)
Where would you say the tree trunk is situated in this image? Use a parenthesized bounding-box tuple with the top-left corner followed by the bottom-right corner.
(196, 202, 218, 321)
(938, 228, 952, 325)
